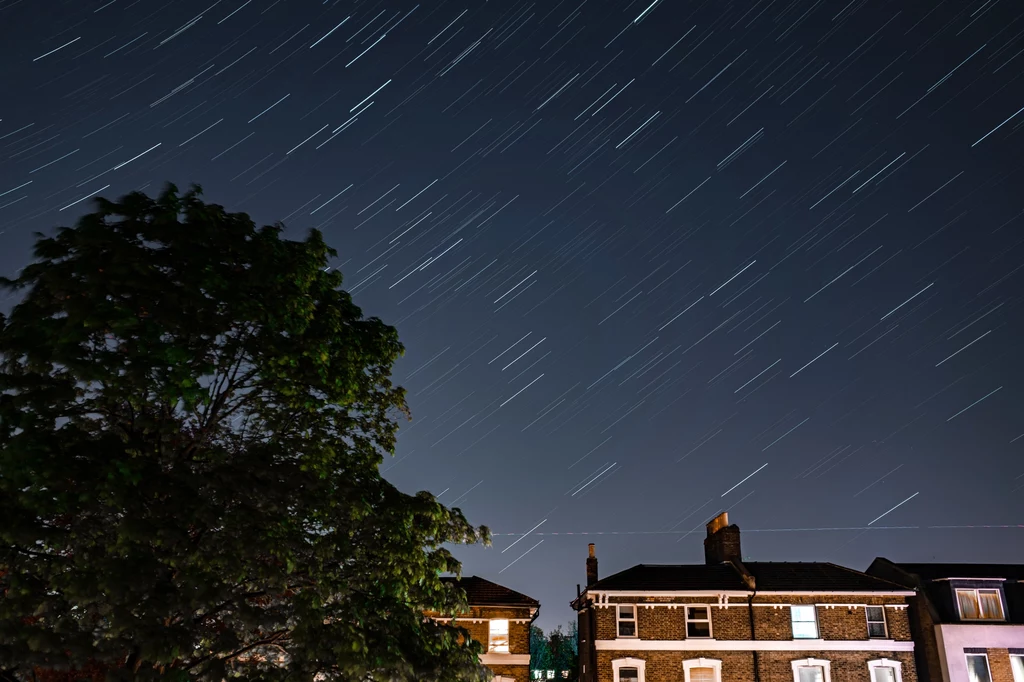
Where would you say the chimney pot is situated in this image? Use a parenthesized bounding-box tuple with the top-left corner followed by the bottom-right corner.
(704, 511, 742, 564)
(586, 544, 599, 587)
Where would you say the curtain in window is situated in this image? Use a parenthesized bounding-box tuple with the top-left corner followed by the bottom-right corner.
(872, 667, 896, 682)
(489, 619, 510, 653)
(978, 591, 1002, 619)
(958, 591, 981, 619)
(797, 666, 824, 682)
(1009, 656, 1024, 682)
(690, 667, 716, 682)
(966, 655, 992, 682)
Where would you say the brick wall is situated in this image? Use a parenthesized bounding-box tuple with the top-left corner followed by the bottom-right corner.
(987, 649, 1014, 682)
(592, 597, 913, 643)
(427, 605, 532, 656)
(907, 597, 943, 682)
(489, 662, 531, 682)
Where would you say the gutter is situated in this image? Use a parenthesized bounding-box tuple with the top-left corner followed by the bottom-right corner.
(731, 559, 761, 682)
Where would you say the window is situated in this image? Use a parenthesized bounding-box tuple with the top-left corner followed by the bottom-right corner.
(617, 605, 637, 637)
(488, 619, 509, 653)
(792, 658, 831, 682)
(957, 589, 1004, 620)
(868, 658, 903, 682)
(686, 606, 712, 638)
(1010, 655, 1024, 682)
(684, 658, 723, 682)
(866, 606, 888, 638)
(791, 605, 819, 639)
(966, 654, 992, 682)
(613, 657, 646, 682)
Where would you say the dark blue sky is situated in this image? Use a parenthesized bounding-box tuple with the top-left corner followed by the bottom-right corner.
(2, 0, 1023, 630)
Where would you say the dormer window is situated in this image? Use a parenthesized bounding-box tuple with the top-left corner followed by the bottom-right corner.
(956, 588, 1004, 621)
(488, 619, 510, 653)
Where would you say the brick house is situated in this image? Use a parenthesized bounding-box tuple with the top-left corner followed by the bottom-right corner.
(426, 576, 540, 682)
(866, 560, 1024, 682)
(572, 512, 917, 682)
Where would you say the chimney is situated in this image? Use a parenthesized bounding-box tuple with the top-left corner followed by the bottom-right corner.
(704, 512, 742, 564)
(586, 543, 599, 587)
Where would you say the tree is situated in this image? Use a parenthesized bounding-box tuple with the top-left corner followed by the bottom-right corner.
(529, 626, 547, 673)
(0, 185, 490, 682)
(528, 622, 578, 680)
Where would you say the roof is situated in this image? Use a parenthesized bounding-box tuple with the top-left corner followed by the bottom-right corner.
(586, 562, 911, 593)
(441, 575, 540, 607)
(881, 562, 1024, 582)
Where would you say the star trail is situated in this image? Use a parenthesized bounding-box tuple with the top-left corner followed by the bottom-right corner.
(1, 0, 1022, 628)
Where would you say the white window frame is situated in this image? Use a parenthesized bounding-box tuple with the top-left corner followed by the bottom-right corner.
(790, 605, 820, 639)
(1009, 654, 1024, 682)
(683, 657, 722, 682)
(617, 604, 638, 638)
(685, 605, 713, 639)
(956, 588, 1005, 621)
(792, 657, 832, 682)
(868, 658, 903, 682)
(488, 618, 510, 653)
(865, 606, 888, 638)
(612, 657, 646, 682)
(965, 653, 993, 682)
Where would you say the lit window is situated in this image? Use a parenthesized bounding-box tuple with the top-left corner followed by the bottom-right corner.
(684, 658, 723, 682)
(613, 657, 646, 682)
(957, 589, 1004, 621)
(1010, 655, 1024, 682)
(966, 654, 992, 682)
(617, 605, 637, 637)
(866, 606, 888, 638)
(488, 619, 509, 653)
(791, 605, 819, 639)
(868, 658, 903, 682)
(562, 672, 570, 679)
(686, 606, 712, 638)
(546, 671, 554, 680)
(792, 658, 831, 682)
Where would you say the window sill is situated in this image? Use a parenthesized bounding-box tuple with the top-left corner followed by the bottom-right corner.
(960, 618, 1006, 623)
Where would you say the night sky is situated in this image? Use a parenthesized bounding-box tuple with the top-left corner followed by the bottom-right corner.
(2, 0, 1023, 631)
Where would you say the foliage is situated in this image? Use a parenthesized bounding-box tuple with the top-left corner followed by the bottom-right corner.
(0, 185, 490, 682)
(529, 622, 578, 680)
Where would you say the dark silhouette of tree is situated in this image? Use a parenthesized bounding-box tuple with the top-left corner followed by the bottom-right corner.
(0, 185, 490, 682)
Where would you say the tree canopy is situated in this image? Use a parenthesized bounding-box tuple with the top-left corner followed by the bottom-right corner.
(0, 185, 490, 682)
(529, 623, 578, 680)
